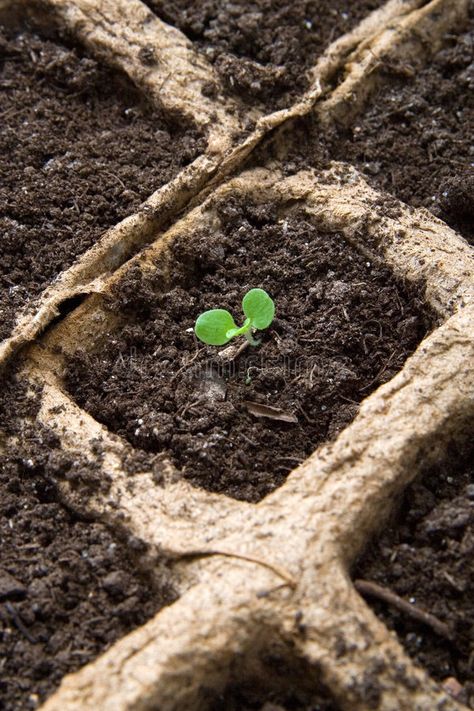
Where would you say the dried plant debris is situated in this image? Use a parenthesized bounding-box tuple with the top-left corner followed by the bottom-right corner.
(243, 401, 298, 423)
(0, 26, 205, 342)
(65, 200, 433, 502)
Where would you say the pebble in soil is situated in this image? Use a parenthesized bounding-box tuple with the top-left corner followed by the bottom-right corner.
(355, 443, 474, 709)
(143, 0, 384, 108)
(0, 368, 176, 710)
(65, 197, 434, 503)
(0, 26, 205, 342)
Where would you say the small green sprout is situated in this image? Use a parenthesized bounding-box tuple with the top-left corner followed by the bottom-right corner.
(194, 288, 275, 347)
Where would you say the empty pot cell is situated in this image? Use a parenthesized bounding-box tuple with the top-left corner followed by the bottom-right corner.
(0, 371, 176, 710)
(143, 0, 384, 108)
(327, 11, 474, 243)
(0, 26, 205, 342)
(354, 444, 474, 709)
(65, 197, 434, 503)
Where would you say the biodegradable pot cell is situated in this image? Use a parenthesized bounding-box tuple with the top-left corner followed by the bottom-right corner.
(0, 0, 473, 709)
(326, 6, 474, 243)
(141, 0, 391, 109)
(61, 176, 437, 503)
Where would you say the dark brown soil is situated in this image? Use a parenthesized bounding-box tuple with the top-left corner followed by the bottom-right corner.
(326, 11, 474, 243)
(212, 680, 338, 710)
(203, 636, 339, 710)
(355, 444, 474, 709)
(65, 196, 433, 503)
(0, 369, 176, 710)
(213, 683, 338, 710)
(143, 0, 384, 107)
(0, 26, 205, 342)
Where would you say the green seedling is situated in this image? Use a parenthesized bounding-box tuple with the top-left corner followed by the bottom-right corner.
(194, 288, 275, 347)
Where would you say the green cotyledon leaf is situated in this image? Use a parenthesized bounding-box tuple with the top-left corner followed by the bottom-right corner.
(194, 309, 237, 346)
(242, 288, 275, 329)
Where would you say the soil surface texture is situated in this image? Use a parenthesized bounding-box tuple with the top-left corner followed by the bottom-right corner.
(144, 0, 384, 107)
(355, 445, 474, 709)
(65, 197, 433, 503)
(0, 369, 175, 710)
(327, 11, 474, 243)
(212, 681, 338, 710)
(212, 671, 338, 711)
(0, 26, 205, 342)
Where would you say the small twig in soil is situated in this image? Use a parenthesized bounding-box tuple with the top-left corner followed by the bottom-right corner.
(238, 432, 259, 447)
(170, 346, 203, 383)
(358, 348, 399, 393)
(4, 602, 37, 644)
(339, 394, 359, 405)
(297, 404, 317, 424)
(217, 338, 250, 363)
(354, 579, 453, 640)
(104, 171, 126, 189)
(309, 362, 318, 386)
(362, 319, 384, 339)
(177, 549, 297, 589)
(177, 398, 202, 418)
